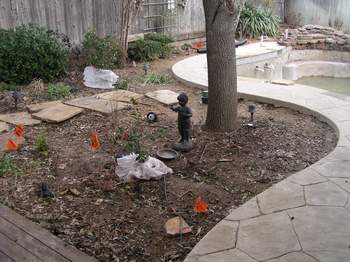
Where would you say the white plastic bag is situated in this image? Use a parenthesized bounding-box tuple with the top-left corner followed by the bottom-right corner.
(115, 153, 173, 182)
(83, 66, 119, 89)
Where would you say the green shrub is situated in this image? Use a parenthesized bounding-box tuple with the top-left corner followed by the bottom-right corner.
(35, 133, 49, 156)
(0, 25, 68, 85)
(82, 31, 123, 69)
(144, 73, 173, 85)
(237, 4, 280, 38)
(113, 79, 128, 90)
(0, 155, 21, 177)
(128, 33, 173, 61)
(0, 82, 17, 91)
(144, 32, 173, 44)
(47, 82, 71, 101)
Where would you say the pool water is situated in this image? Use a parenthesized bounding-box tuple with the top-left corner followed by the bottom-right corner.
(296, 76, 350, 96)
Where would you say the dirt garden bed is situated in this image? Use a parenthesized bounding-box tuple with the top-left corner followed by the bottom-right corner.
(0, 54, 337, 262)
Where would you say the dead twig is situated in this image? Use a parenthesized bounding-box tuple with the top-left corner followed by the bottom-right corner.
(199, 142, 212, 162)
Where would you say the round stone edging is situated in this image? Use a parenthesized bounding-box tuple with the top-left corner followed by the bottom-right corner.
(172, 55, 350, 262)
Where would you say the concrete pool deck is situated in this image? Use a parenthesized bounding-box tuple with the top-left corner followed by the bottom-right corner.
(172, 55, 350, 262)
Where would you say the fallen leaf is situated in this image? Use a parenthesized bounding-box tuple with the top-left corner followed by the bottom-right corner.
(94, 198, 104, 205)
(194, 196, 208, 213)
(165, 216, 192, 235)
(58, 163, 67, 170)
(69, 188, 81, 196)
(59, 189, 69, 196)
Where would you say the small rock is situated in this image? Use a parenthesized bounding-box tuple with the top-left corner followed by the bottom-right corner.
(165, 216, 192, 235)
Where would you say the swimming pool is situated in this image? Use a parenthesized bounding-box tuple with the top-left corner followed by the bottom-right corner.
(296, 76, 350, 96)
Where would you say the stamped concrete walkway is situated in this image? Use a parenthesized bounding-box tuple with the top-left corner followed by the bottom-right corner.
(173, 55, 350, 262)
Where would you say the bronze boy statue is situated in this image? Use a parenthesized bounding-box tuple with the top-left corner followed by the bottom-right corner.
(171, 93, 193, 151)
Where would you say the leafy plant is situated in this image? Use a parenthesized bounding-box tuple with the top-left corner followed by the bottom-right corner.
(35, 133, 49, 156)
(144, 73, 173, 85)
(128, 33, 173, 61)
(113, 79, 128, 90)
(0, 82, 17, 92)
(0, 155, 21, 177)
(82, 31, 123, 69)
(237, 4, 280, 38)
(0, 25, 68, 85)
(47, 82, 71, 101)
(144, 32, 173, 44)
(115, 107, 148, 161)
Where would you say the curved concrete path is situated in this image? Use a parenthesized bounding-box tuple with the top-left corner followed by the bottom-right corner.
(173, 55, 350, 262)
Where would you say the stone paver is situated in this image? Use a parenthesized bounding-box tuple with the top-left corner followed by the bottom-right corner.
(197, 249, 256, 262)
(237, 212, 300, 261)
(94, 90, 143, 102)
(26, 101, 62, 113)
(0, 112, 41, 126)
(305, 181, 348, 206)
(287, 168, 327, 186)
(307, 250, 350, 262)
(312, 161, 350, 178)
(225, 198, 260, 221)
(269, 252, 317, 262)
(288, 206, 350, 251)
(145, 90, 179, 105)
(32, 103, 83, 123)
(329, 178, 350, 193)
(325, 147, 350, 161)
(257, 180, 305, 214)
(65, 96, 129, 114)
(172, 50, 350, 262)
(0, 122, 9, 133)
(190, 220, 238, 256)
(346, 200, 350, 211)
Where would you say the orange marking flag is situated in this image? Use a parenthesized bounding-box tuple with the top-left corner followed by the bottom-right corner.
(195, 42, 205, 49)
(91, 130, 101, 151)
(5, 139, 18, 151)
(194, 196, 208, 213)
(15, 124, 24, 138)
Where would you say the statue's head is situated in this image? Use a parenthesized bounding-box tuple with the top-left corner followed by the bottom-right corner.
(177, 93, 188, 106)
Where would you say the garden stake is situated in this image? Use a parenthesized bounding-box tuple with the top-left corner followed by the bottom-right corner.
(163, 174, 168, 202)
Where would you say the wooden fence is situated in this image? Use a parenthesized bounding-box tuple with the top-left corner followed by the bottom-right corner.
(0, 0, 206, 44)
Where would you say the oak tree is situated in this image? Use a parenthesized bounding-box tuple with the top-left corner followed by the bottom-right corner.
(203, 0, 246, 132)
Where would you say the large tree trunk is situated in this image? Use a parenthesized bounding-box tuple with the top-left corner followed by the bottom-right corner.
(203, 0, 246, 132)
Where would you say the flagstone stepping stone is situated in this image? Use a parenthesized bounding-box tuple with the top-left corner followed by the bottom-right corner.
(26, 101, 62, 113)
(65, 96, 129, 114)
(145, 90, 179, 105)
(0, 112, 41, 126)
(94, 90, 143, 102)
(0, 122, 9, 133)
(32, 103, 83, 123)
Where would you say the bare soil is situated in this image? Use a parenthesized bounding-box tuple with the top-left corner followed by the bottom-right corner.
(0, 53, 337, 262)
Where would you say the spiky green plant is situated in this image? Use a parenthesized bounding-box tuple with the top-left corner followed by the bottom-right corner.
(238, 4, 280, 38)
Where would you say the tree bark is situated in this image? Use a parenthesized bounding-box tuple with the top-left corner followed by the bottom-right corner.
(203, 0, 246, 132)
(119, 0, 143, 50)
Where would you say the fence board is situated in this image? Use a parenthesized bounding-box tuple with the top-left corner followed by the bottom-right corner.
(0, 0, 206, 44)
